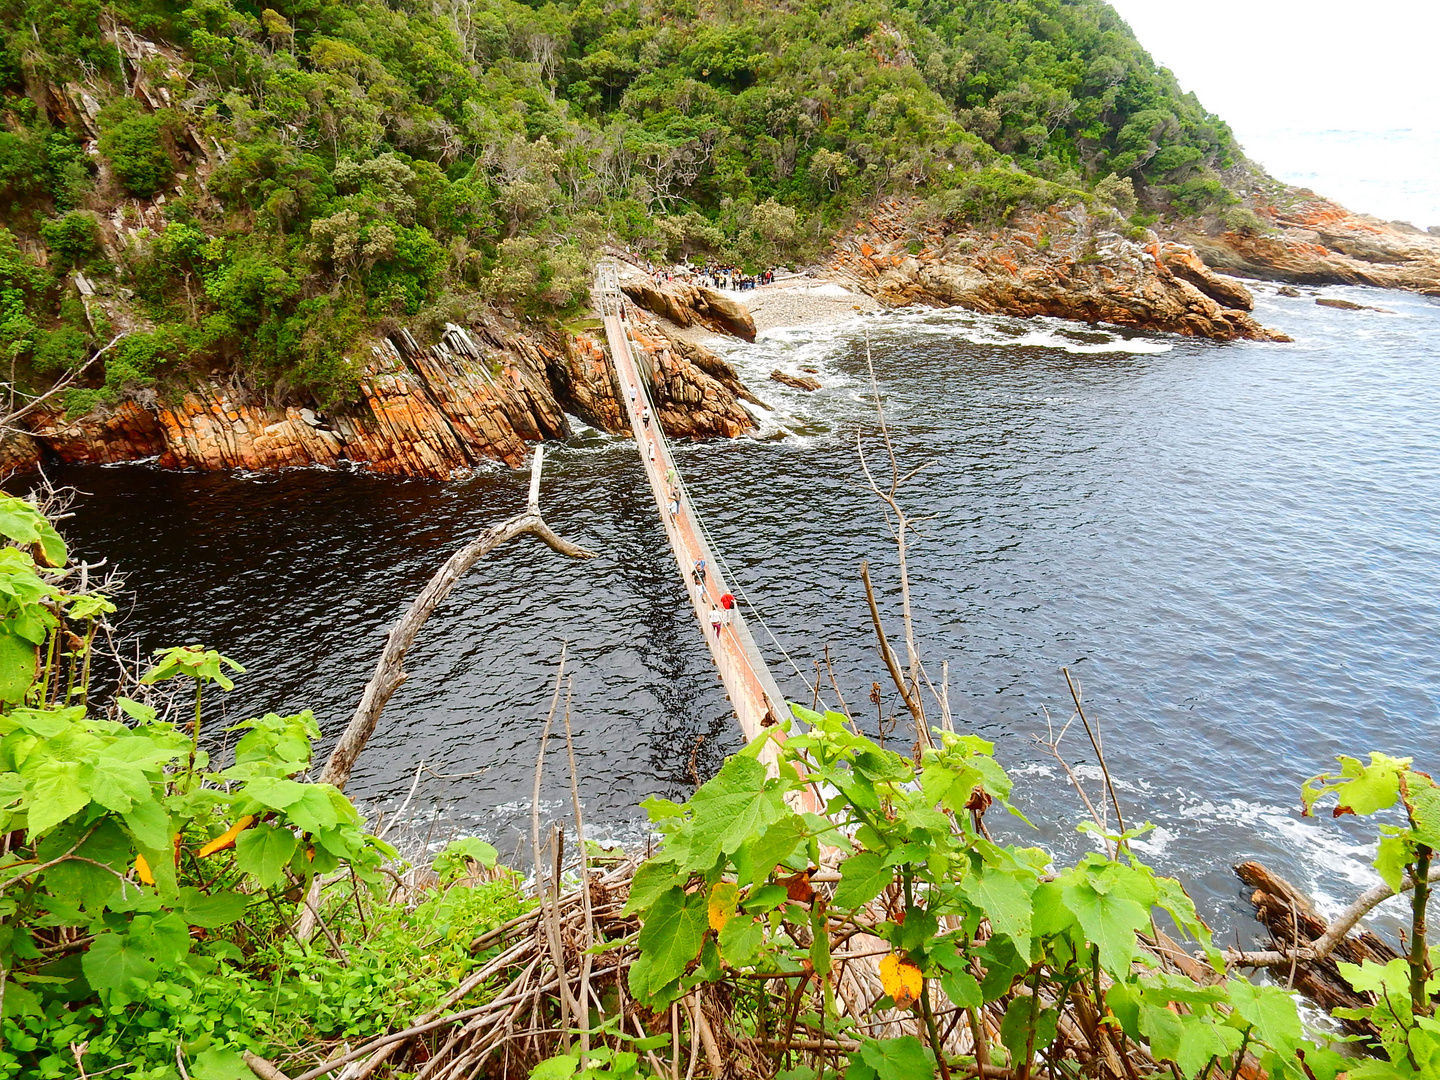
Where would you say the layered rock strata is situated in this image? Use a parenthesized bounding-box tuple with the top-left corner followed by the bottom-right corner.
(830, 200, 1287, 341)
(620, 280, 757, 341)
(0, 320, 759, 479)
(1175, 196, 1440, 295)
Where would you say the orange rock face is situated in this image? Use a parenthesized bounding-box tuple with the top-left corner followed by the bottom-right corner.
(2, 321, 762, 479)
(828, 202, 1288, 342)
(1175, 195, 1440, 296)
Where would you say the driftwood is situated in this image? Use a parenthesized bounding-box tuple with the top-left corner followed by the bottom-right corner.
(1231, 860, 1411, 1036)
(317, 444, 595, 791)
(296, 445, 594, 944)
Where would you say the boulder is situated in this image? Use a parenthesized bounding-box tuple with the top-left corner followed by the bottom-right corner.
(770, 370, 821, 391)
(1160, 244, 1254, 310)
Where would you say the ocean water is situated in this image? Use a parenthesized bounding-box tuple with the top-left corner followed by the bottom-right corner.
(1239, 126, 1440, 232)
(17, 279, 1440, 943)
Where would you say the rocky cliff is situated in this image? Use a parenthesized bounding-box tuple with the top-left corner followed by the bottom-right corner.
(0, 320, 759, 480)
(828, 201, 1288, 342)
(1172, 195, 1440, 295)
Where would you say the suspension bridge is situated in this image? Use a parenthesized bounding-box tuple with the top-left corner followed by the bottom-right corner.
(594, 262, 792, 744)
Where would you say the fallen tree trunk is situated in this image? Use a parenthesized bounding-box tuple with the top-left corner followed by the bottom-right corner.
(317, 444, 595, 791)
(1231, 860, 1405, 1037)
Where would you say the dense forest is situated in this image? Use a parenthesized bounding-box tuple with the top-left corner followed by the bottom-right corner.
(0, 0, 1241, 405)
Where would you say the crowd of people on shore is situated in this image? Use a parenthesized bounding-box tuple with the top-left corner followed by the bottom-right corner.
(645, 262, 780, 292)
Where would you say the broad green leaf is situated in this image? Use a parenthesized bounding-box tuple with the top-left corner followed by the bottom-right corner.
(0, 496, 66, 566)
(744, 813, 807, 884)
(235, 823, 298, 888)
(1062, 881, 1149, 976)
(123, 798, 171, 851)
(82, 931, 157, 996)
(1137, 1002, 1185, 1065)
(624, 860, 688, 916)
(285, 785, 342, 834)
(0, 629, 37, 704)
(959, 867, 1033, 945)
(834, 852, 890, 909)
(1000, 997, 1058, 1066)
(529, 1056, 579, 1080)
(243, 776, 308, 810)
(633, 886, 707, 998)
(191, 1045, 252, 1080)
(667, 755, 784, 870)
(1375, 830, 1414, 893)
(1224, 980, 1303, 1053)
(855, 1036, 934, 1080)
(25, 761, 89, 838)
(8, 706, 76, 738)
(177, 887, 248, 928)
(1405, 773, 1440, 849)
(78, 749, 154, 813)
(718, 914, 765, 966)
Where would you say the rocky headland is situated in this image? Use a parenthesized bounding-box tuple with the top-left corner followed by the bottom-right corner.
(822, 199, 1288, 341)
(1172, 194, 1440, 296)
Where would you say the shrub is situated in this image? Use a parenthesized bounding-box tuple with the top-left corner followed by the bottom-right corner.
(98, 106, 175, 199)
(40, 211, 101, 269)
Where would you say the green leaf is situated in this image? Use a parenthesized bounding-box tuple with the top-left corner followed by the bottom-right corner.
(82, 931, 157, 996)
(632, 886, 707, 999)
(667, 755, 784, 870)
(834, 852, 890, 909)
(959, 868, 1033, 946)
(744, 813, 807, 884)
(177, 887, 248, 928)
(123, 798, 171, 851)
(1001, 997, 1058, 1066)
(1375, 829, 1414, 894)
(286, 785, 342, 834)
(1224, 980, 1303, 1054)
(624, 860, 689, 916)
(718, 914, 765, 966)
(0, 629, 37, 704)
(1062, 881, 1149, 976)
(529, 1056, 579, 1080)
(191, 1045, 252, 1080)
(855, 1035, 935, 1080)
(243, 776, 308, 810)
(1404, 773, 1440, 849)
(235, 823, 298, 888)
(25, 761, 89, 838)
(79, 747, 155, 813)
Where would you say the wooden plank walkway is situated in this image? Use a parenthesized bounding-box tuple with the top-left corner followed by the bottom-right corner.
(597, 270, 788, 743)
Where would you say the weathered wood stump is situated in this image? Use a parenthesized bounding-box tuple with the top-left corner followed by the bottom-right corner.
(1237, 860, 1400, 1038)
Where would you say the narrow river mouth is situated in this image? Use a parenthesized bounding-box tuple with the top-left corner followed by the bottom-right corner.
(16, 281, 1440, 947)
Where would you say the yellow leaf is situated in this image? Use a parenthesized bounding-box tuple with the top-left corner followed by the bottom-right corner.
(134, 852, 154, 885)
(197, 815, 256, 857)
(879, 953, 923, 1009)
(708, 881, 740, 932)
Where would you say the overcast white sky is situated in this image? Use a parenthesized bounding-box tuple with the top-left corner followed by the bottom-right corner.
(1104, 0, 1440, 132)
(1104, 0, 1440, 225)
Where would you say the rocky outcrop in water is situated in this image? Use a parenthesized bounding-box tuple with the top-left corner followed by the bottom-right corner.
(1174, 195, 1440, 296)
(0, 320, 762, 479)
(620, 280, 757, 341)
(830, 201, 1288, 342)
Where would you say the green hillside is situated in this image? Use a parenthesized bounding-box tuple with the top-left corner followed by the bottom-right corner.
(0, 0, 1237, 405)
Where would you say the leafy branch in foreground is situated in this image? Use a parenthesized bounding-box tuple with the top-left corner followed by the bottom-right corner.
(613, 708, 1342, 1080)
(0, 490, 529, 1079)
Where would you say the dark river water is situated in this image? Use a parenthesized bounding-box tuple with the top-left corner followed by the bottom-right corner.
(19, 279, 1440, 943)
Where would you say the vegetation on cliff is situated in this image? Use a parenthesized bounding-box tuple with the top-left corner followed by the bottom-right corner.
(0, 0, 1239, 408)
